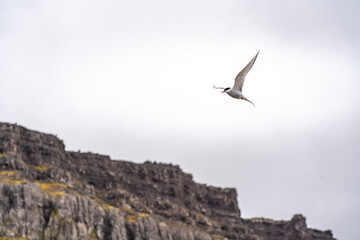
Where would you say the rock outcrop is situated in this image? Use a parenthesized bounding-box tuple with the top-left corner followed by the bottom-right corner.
(0, 122, 335, 240)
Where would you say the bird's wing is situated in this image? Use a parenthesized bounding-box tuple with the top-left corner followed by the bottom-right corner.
(233, 51, 259, 91)
(213, 85, 225, 89)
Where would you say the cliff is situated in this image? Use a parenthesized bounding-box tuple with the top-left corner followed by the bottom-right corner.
(0, 122, 335, 240)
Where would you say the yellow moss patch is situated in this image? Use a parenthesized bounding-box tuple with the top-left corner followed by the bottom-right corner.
(126, 215, 137, 224)
(51, 191, 66, 197)
(90, 230, 98, 240)
(138, 213, 149, 218)
(0, 171, 16, 176)
(6, 179, 25, 185)
(213, 235, 228, 240)
(119, 206, 134, 214)
(103, 204, 114, 210)
(126, 212, 150, 223)
(94, 197, 102, 205)
(93, 190, 122, 211)
(0, 153, 7, 158)
(35, 181, 68, 197)
(36, 182, 67, 190)
(101, 202, 124, 211)
(28, 164, 49, 171)
(0, 238, 27, 240)
(0, 171, 24, 185)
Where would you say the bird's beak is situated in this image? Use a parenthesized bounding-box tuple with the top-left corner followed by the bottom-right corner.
(221, 90, 226, 93)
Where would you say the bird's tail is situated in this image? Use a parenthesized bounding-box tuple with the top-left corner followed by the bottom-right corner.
(243, 97, 255, 107)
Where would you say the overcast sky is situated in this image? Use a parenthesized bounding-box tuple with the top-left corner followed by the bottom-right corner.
(1, 0, 360, 239)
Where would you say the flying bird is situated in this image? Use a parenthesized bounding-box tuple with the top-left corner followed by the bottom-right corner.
(214, 51, 259, 106)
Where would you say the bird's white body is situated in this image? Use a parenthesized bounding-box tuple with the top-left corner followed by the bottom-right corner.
(224, 88, 244, 99)
(214, 51, 259, 106)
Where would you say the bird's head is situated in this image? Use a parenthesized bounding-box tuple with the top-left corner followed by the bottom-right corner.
(221, 87, 230, 93)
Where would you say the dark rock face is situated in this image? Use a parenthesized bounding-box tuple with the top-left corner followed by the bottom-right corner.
(0, 122, 336, 240)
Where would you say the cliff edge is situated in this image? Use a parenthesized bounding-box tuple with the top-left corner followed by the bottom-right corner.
(0, 122, 335, 240)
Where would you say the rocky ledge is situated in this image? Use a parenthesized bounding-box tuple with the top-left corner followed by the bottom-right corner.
(0, 122, 335, 240)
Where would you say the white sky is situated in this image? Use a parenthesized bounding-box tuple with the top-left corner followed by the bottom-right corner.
(1, 1, 360, 239)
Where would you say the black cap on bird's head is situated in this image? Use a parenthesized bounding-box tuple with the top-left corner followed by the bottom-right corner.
(221, 87, 230, 93)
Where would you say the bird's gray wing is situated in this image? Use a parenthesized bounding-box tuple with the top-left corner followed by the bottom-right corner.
(233, 51, 259, 91)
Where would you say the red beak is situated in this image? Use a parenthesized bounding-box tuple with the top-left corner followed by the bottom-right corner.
(221, 90, 225, 93)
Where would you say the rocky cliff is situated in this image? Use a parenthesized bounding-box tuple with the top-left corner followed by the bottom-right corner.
(0, 122, 335, 240)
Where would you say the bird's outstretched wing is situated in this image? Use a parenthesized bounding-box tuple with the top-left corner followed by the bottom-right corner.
(233, 51, 259, 91)
(213, 85, 225, 89)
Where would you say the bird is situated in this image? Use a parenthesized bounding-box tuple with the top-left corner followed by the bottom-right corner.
(214, 51, 259, 107)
